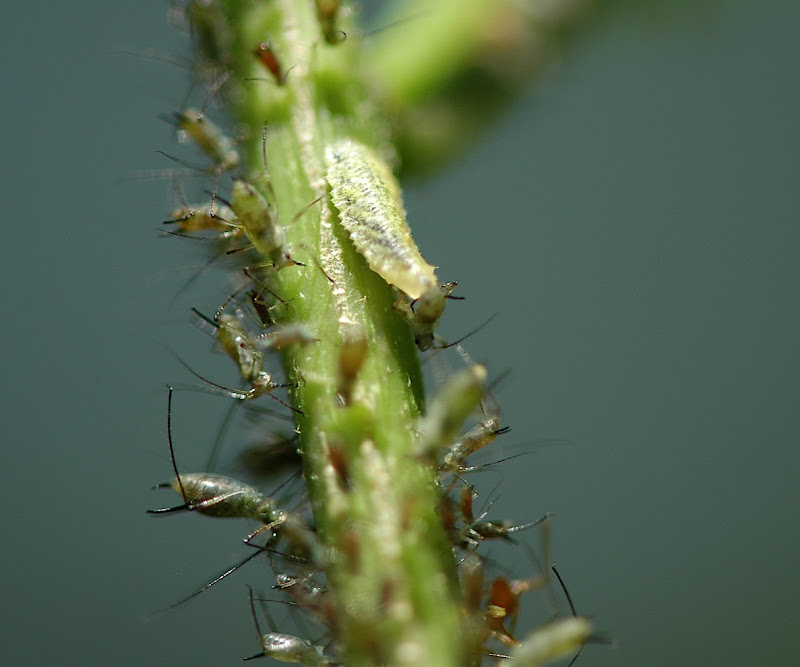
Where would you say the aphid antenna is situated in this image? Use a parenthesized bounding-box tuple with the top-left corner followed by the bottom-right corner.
(109, 46, 189, 72)
(519, 537, 557, 615)
(265, 468, 305, 507)
(170, 70, 232, 129)
(168, 174, 191, 214)
(153, 386, 189, 507)
(241, 402, 297, 423)
(200, 69, 233, 113)
(550, 564, 599, 667)
(155, 149, 210, 174)
(250, 594, 300, 608)
(153, 515, 313, 610)
(245, 585, 268, 661)
(167, 253, 225, 308)
(484, 649, 512, 660)
(159, 227, 214, 241)
(242, 267, 289, 304)
(126, 166, 202, 183)
(172, 353, 304, 414)
(451, 450, 533, 475)
(477, 513, 553, 544)
(259, 123, 271, 187)
(161, 216, 239, 238)
(190, 306, 220, 336)
(157, 544, 291, 612)
(430, 312, 499, 353)
(162, 63, 230, 121)
(205, 396, 238, 472)
(360, 11, 431, 40)
(201, 188, 235, 209)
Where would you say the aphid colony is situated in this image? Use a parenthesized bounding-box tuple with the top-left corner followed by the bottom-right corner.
(150, 37, 593, 663)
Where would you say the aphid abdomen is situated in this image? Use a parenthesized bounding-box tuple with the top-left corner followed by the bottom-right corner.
(231, 179, 286, 261)
(175, 473, 253, 518)
(325, 139, 437, 300)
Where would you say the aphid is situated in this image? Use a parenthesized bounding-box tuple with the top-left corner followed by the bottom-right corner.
(250, 288, 277, 328)
(391, 281, 458, 351)
(418, 364, 487, 456)
(184, 0, 231, 68)
(229, 178, 304, 271)
(148, 388, 289, 545)
(440, 387, 508, 474)
(484, 522, 566, 646)
(496, 564, 598, 666)
(455, 485, 551, 551)
(169, 107, 240, 173)
(273, 572, 338, 632)
(245, 588, 331, 665)
(459, 551, 489, 659)
(253, 42, 285, 85)
(190, 302, 298, 405)
(324, 138, 456, 350)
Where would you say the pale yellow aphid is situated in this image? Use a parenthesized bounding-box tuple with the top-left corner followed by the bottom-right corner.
(324, 138, 437, 300)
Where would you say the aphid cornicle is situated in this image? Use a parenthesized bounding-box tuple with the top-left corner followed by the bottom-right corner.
(324, 138, 455, 350)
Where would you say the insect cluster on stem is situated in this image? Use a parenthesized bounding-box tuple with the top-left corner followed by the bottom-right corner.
(147, 2, 600, 665)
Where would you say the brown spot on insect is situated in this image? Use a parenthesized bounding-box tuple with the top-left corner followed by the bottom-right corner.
(253, 42, 285, 85)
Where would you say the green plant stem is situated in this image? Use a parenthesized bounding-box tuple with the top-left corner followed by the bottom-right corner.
(214, 1, 466, 664)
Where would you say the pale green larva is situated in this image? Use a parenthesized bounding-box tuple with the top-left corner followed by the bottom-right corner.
(324, 139, 438, 301)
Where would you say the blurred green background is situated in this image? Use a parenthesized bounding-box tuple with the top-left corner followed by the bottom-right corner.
(1, 1, 797, 665)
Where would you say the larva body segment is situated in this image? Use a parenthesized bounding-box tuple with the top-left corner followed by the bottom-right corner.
(324, 139, 437, 300)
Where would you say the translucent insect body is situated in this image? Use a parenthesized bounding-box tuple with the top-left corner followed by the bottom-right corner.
(245, 588, 331, 665)
(148, 389, 289, 544)
(191, 292, 314, 405)
(325, 138, 455, 350)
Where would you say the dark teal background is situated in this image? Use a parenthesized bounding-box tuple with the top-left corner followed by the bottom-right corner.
(1, 1, 797, 664)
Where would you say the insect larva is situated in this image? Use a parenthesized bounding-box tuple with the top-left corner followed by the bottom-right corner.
(324, 138, 438, 301)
